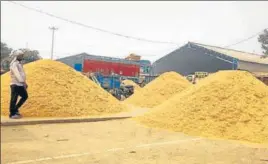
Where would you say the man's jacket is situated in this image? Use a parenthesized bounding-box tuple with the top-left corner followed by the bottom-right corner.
(9, 60, 26, 86)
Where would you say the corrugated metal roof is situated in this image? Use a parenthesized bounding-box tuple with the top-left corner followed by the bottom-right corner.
(191, 42, 268, 65)
(58, 53, 139, 65)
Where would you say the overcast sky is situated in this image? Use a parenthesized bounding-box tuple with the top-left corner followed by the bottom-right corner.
(1, 1, 268, 62)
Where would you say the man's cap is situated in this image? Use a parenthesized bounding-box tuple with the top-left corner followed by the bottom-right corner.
(9, 49, 24, 57)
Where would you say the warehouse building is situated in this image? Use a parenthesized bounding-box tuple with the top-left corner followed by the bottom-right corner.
(152, 42, 268, 76)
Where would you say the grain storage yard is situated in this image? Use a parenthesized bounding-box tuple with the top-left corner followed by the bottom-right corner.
(1, 60, 268, 164)
(2, 1, 268, 163)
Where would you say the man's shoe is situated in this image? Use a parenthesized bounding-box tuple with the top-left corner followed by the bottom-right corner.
(10, 114, 22, 119)
(16, 112, 22, 117)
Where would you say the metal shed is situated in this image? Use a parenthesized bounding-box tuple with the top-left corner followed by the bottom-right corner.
(152, 42, 268, 76)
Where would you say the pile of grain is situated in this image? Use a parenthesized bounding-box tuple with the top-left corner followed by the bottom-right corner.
(125, 71, 191, 108)
(1, 59, 126, 117)
(137, 71, 268, 143)
(122, 79, 141, 92)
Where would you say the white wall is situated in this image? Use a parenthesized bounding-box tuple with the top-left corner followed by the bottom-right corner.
(238, 61, 268, 73)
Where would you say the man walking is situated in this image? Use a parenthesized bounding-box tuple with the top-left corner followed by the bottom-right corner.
(9, 50, 28, 119)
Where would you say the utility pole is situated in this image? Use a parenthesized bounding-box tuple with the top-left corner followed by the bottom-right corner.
(49, 26, 58, 60)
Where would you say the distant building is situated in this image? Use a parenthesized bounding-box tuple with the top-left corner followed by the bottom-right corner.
(139, 60, 152, 75)
(152, 42, 268, 76)
(57, 53, 140, 77)
(125, 53, 141, 61)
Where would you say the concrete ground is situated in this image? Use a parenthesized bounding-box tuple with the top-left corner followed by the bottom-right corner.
(0, 104, 148, 126)
(1, 119, 268, 164)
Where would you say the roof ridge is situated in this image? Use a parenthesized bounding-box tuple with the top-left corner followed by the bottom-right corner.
(189, 41, 262, 57)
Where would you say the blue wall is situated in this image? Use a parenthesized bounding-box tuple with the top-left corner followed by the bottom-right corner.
(74, 63, 82, 71)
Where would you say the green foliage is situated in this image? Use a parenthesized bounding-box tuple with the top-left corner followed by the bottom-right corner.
(1, 45, 42, 71)
(258, 29, 268, 58)
(21, 48, 42, 64)
(1, 42, 13, 61)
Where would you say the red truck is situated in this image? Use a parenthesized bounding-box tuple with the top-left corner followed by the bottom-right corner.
(83, 59, 140, 77)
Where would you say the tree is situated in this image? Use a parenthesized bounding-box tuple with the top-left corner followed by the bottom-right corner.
(258, 29, 268, 58)
(20, 48, 42, 64)
(1, 42, 13, 61)
(1, 48, 42, 71)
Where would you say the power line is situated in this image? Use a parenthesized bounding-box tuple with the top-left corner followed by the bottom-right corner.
(224, 28, 268, 48)
(8, 1, 179, 45)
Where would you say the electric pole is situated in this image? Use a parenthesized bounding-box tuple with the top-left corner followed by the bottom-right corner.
(49, 26, 58, 60)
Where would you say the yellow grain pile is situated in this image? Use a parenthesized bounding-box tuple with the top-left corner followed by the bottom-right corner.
(1, 59, 126, 117)
(137, 71, 268, 143)
(125, 71, 191, 108)
(122, 79, 141, 92)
